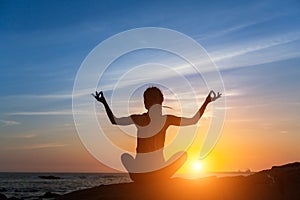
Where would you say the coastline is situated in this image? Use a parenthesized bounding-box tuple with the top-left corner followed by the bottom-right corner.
(56, 162, 300, 200)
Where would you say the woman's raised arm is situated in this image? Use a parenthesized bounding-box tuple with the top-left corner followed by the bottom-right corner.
(92, 91, 134, 126)
(167, 91, 221, 126)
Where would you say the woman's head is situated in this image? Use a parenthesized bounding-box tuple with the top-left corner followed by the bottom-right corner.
(143, 87, 164, 110)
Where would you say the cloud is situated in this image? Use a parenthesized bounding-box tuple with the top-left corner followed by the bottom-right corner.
(6, 109, 95, 116)
(7, 111, 73, 116)
(224, 89, 243, 97)
(13, 134, 37, 139)
(2, 93, 79, 100)
(0, 120, 21, 126)
(90, 32, 300, 94)
(210, 31, 300, 68)
(196, 21, 263, 41)
(212, 32, 300, 59)
(0, 88, 93, 105)
(1, 31, 299, 121)
(7, 143, 67, 150)
(280, 130, 288, 134)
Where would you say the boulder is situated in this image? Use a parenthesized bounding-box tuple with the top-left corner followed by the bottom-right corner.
(0, 193, 7, 200)
(0, 189, 6, 193)
(38, 175, 61, 180)
(7, 197, 20, 200)
(41, 192, 60, 198)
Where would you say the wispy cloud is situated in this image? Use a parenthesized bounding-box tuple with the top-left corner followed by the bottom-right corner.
(6, 110, 76, 116)
(223, 89, 243, 97)
(7, 143, 67, 150)
(210, 31, 300, 67)
(1, 93, 80, 100)
(13, 134, 37, 139)
(6, 109, 97, 116)
(1, 31, 299, 122)
(213, 32, 300, 58)
(196, 21, 262, 41)
(90, 33, 300, 94)
(0, 120, 21, 126)
(0, 89, 93, 108)
(280, 130, 288, 134)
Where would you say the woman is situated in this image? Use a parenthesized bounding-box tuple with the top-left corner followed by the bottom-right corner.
(93, 87, 221, 181)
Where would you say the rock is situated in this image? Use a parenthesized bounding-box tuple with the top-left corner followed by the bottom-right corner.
(41, 192, 60, 198)
(28, 189, 39, 193)
(0, 193, 7, 200)
(56, 162, 300, 200)
(271, 162, 300, 170)
(7, 197, 20, 200)
(38, 175, 61, 180)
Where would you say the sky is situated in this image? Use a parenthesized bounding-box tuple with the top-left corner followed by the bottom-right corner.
(0, 0, 300, 173)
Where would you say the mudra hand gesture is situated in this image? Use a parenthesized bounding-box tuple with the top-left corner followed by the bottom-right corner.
(206, 90, 222, 103)
(92, 91, 105, 103)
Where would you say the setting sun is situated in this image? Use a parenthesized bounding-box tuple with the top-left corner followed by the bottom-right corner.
(192, 160, 203, 172)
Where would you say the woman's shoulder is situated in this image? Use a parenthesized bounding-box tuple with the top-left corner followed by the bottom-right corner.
(131, 113, 148, 118)
(130, 113, 149, 126)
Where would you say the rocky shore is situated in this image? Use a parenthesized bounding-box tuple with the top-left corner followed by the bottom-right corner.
(0, 162, 298, 200)
(56, 162, 300, 200)
(0, 191, 60, 200)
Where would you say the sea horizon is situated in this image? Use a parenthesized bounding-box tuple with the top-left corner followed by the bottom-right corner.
(0, 172, 131, 199)
(0, 170, 255, 174)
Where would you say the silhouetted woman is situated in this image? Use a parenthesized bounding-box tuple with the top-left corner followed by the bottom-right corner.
(93, 87, 221, 181)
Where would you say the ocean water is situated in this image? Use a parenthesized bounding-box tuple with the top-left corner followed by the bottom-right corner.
(178, 171, 254, 179)
(0, 172, 253, 199)
(0, 172, 131, 199)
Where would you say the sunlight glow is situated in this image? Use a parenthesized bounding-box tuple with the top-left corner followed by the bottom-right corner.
(192, 160, 203, 172)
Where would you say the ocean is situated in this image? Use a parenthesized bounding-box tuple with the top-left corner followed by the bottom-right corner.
(0, 172, 131, 199)
(0, 172, 252, 199)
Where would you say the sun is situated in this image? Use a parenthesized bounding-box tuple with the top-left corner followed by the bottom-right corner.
(192, 160, 203, 172)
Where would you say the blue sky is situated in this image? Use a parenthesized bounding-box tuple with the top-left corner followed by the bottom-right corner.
(0, 0, 299, 172)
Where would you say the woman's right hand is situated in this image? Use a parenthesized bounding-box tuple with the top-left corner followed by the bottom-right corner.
(206, 90, 221, 103)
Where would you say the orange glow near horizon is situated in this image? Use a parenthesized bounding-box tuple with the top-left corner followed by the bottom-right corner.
(1, 99, 299, 173)
(192, 160, 203, 172)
